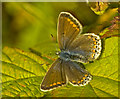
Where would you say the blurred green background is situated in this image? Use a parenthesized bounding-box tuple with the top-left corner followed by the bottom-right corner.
(3, 2, 118, 51)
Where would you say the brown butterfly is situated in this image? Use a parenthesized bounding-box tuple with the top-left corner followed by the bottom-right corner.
(40, 12, 102, 91)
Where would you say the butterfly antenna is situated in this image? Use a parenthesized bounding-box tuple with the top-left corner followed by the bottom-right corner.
(50, 34, 60, 56)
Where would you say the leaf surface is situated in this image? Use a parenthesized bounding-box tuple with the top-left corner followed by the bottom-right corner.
(1, 37, 119, 97)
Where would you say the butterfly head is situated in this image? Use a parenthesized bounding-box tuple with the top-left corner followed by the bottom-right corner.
(55, 51, 60, 55)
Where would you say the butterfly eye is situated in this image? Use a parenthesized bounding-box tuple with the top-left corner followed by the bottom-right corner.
(56, 51, 60, 55)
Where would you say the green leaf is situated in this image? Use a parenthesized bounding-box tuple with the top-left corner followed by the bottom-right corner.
(1, 37, 119, 97)
(1, 47, 48, 97)
(29, 41, 60, 63)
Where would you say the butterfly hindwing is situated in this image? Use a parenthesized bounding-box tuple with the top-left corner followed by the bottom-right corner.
(57, 12, 82, 50)
(40, 58, 66, 91)
(63, 60, 92, 86)
(67, 33, 102, 63)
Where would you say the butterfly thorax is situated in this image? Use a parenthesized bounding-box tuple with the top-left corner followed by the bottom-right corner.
(59, 51, 88, 63)
(59, 51, 71, 61)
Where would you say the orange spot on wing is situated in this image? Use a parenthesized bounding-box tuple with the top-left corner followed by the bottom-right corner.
(88, 36, 91, 39)
(94, 45, 96, 48)
(81, 80, 83, 82)
(92, 38, 96, 41)
(53, 83, 56, 85)
(83, 77, 85, 79)
(76, 28, 79, 31)
(78, 81, 81, 83)
(73, 24, 76, 27)
(70, 21, 73, 24)
(85, 74, 88, 77)
(93, 50, 95, 53)
(72, 81, 76, 83)
(94, 42, 97, 45)
(57, 82, 61, 84)
(50, 84, 52, 86)
(67, 18, 70, 22)
(91, 54, 94, 58)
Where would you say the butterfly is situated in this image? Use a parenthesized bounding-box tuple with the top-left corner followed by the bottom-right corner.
(40, 12, 102, 91)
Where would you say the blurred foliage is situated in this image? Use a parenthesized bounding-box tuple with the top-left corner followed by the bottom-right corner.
(2, 1, 120, 98)
(89, 2, 109, 15)
(2, 2, 119, 50)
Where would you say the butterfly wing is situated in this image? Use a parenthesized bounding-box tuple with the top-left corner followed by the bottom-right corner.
(67, 33, 102, 63)
(40, 58, 66, 91)
(63, 60, 92, 86)
(57, 12, 82, 50)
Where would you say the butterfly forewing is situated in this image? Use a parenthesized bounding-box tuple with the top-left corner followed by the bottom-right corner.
(40, 58, 66, 91)
(57, 12, 82, 50)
